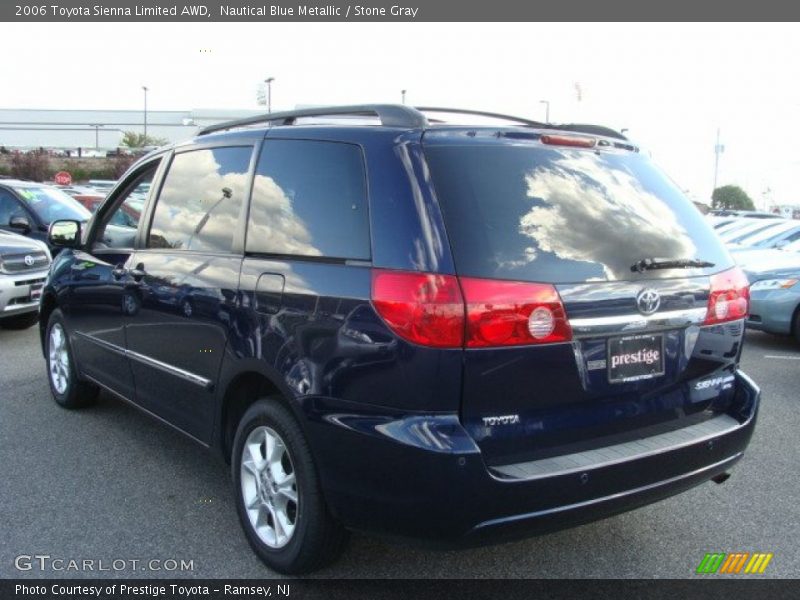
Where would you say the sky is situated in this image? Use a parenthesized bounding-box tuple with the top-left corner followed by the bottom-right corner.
(3, 22, 799, 207)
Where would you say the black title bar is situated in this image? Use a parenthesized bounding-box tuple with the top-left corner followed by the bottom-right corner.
(4, 579, 800, 600)
(4, 0, 800, 22)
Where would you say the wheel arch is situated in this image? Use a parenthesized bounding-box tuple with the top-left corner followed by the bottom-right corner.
(791, 300, 800, 340)
(216, 362, 304, 464)
(38, 291, 58, 357)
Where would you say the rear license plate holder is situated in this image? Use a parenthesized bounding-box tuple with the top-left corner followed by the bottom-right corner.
(607, 333, 665, 383)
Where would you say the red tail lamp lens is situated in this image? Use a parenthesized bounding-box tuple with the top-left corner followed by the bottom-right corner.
(371, 270, 465, 348)
(705, 267, 750, 325)
(460, 278, 572, 347)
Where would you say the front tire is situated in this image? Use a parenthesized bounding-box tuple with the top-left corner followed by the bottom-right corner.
(793, 308, 800, 344)
(46, 309, 99, 409)
(232, 398, 348, 574)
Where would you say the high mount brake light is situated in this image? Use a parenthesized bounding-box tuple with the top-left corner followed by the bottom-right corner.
(705, 266, 750, 325)
(371, 270, 572, 348)
(540, 134, 596, 148)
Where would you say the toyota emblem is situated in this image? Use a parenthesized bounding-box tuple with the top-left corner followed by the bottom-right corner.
(636, 288, 661, 315)
(23, 255, 35, 267)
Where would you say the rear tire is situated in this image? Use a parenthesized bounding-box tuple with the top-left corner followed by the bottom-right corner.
(793, 308, 800, 344)
(0, 312, 39, 329)
(232, 398, 348, 574)
(46, 309, 99, 409)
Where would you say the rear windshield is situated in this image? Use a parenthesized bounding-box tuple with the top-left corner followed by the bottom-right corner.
(425, 142, 732, 283)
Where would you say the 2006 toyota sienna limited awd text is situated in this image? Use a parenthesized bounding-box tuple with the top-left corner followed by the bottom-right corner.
(39, 105, 760, 574)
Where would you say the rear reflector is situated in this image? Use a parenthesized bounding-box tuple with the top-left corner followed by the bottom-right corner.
(372, 270, 464, 348)
(540, 134, 596, 148)
(460, 278, 572, 347)
(705, 267, 750, 325)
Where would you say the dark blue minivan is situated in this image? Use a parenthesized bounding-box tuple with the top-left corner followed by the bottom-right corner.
(40, 106, 759, 574)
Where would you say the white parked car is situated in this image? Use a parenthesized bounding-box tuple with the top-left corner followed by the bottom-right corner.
(0, 230, 51, 329)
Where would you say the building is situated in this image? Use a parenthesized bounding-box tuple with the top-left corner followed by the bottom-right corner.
(0, 108, 264, 151)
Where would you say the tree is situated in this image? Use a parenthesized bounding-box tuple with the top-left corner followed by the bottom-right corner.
(10, 150, 51, 182)
(120, 131, 169, 148)
(711, 185, 755, 211)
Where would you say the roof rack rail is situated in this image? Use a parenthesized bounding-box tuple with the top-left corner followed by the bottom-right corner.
(197, 104, 629, 142)
(415, 107, 546, 128)
(415, 108, 628, 140)
(198, 104, 428, 136)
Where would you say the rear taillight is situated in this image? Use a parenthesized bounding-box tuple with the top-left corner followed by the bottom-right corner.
(460, 277, 572, 347)
(704, 266, 750, 325)
(371, 270, 465, 348)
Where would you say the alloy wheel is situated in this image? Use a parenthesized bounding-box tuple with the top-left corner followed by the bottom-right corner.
(48, 323, 70, 394)
(240, 426, 299, 548)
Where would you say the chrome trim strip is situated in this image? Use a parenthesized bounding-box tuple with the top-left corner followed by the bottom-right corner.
(489, 412, 751, 483)
(569, 307, 707, 338)
(74, 331, 126, 356)
(74, 331, 212, 390)
(81, 372, 210, 448)
(127, 348, 212, 389)
(475, 452, 743, 530)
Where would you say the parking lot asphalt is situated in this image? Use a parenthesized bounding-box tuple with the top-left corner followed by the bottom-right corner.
(0, 325, 798, 579)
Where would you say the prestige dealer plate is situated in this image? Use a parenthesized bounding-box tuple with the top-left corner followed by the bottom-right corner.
(608, 333, 665, 383)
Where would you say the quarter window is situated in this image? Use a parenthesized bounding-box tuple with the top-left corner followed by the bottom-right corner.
(148, 147, 252, 252)
(246, 140, 370, 260)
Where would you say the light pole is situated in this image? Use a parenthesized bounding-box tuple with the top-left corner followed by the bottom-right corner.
(142, 86, 149, 143)
(539, 100, 550, 123)
(89, 124, 103, 149)
(713, 128, 724, 194)
(264, 77, 275, 113)
(401, 89, 407, 105)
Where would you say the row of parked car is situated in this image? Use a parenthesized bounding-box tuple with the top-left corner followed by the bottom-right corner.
(708, 211, 800, 342)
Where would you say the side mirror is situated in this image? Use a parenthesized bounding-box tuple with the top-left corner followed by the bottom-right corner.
(775, 240, 789, 250)
(48, 220, 82, 248)
(9, 215, 31, 233)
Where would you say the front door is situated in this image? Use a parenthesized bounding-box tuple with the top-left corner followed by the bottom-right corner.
(124, 144, 253, 443)
(65, 158, 164, 399)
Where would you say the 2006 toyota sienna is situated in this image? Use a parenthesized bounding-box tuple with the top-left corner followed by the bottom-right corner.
(40, 105, 760, 574)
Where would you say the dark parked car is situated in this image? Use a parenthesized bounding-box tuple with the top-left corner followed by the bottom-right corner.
(0, 180, 91, 249)
(40, 105, 760, 574)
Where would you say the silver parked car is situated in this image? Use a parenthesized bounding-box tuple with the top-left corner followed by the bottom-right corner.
(0, 230, 51, 329)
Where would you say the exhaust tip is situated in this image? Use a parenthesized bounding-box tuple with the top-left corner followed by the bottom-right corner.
(712, 472, 732, 485)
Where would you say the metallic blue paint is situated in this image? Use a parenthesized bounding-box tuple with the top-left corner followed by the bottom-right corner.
(39, 123, 761, 546)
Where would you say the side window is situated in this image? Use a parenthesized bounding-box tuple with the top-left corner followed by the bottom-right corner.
(246, 140, 370, 260)
(0, 189, 23, 226)
(147, 147, 251, 252)
(95, 162, 160, 250)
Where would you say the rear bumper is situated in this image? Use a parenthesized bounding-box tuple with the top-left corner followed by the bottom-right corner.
(304, 370, 759, 545)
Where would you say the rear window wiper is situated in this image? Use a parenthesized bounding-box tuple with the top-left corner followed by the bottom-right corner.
(631, 258, 715, 273)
